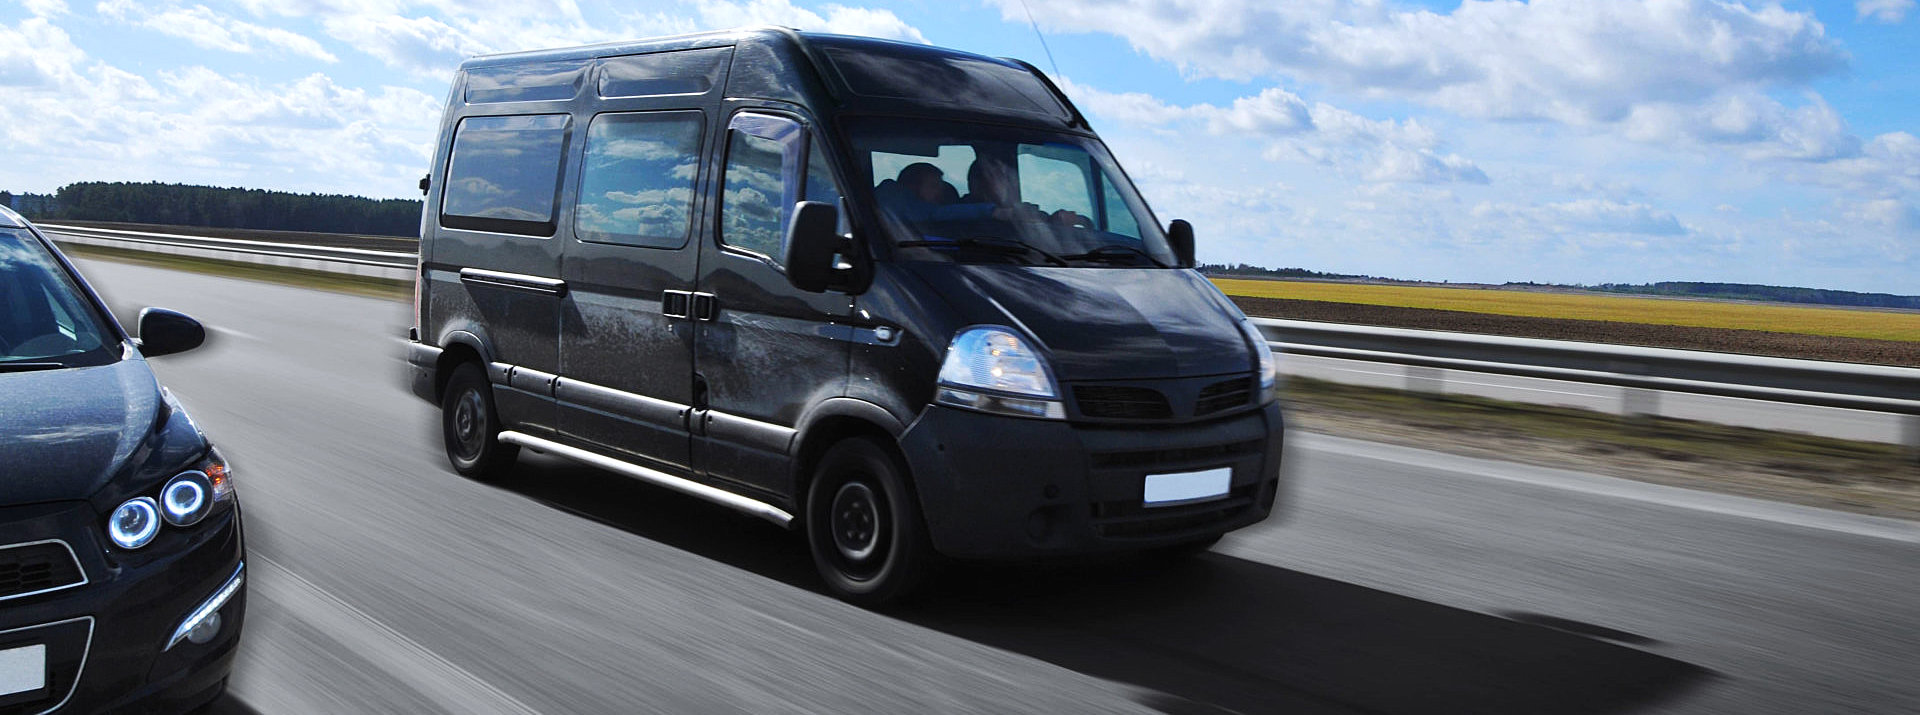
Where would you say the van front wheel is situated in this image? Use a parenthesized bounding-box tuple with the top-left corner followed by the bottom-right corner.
(806, 437, 932, 606)
(441, 361, 517, 480)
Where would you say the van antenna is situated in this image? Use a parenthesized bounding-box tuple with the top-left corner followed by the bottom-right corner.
(1017, 0, 1061, 79)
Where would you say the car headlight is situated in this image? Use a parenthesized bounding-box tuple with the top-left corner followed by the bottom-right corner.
(1240, 320, 1280, 402)
(935, 326, 1065, 419)
(108, 497, 162, 549)
(106, 447, 236, 550)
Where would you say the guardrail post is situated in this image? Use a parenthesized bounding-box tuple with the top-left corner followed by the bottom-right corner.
(1904, 415, 1920, 465)
(1405, 366, 1445, 397)
(1621, 387, 1661, 421)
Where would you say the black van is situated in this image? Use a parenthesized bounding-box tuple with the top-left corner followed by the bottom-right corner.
(0, 206, 246, 711)
(406, 28, 1285, 604)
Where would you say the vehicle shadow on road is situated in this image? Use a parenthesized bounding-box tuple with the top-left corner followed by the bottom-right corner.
(491, 455, 1713, 715)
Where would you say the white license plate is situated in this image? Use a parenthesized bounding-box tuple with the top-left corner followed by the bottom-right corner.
(1143, 467, 1232, 507)
(0, 644, 46, 697)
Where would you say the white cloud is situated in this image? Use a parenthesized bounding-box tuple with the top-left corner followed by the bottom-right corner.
(1057, 77, 1485, 185)
(21, 0, 68, 17)
(996, 0, 1847, 126)
(0, 15, 437, 197)
(97, 0, 339, 62)
(231, 0, 923, 80)
(1857, 0, 1914, 23)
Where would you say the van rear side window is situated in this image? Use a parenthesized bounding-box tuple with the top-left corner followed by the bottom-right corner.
(575, 112, 703, 248)
(441, 114, 572, 237)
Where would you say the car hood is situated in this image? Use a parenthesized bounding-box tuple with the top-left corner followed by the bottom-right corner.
(913, 264, 1254, 381)
(0, 358, 172, 506)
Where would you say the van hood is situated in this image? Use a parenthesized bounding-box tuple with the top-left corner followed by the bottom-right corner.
(0, 358, 179, 506)
(912, 264, 1254, 382)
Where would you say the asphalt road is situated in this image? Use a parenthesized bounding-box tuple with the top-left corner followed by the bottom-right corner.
(70, 257, 1920, 714)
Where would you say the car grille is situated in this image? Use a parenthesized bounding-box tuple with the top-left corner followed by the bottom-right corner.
(0, 541, 85, 601)
(1194, 376, 1255, 416)
(1073, 385, 1173, 420)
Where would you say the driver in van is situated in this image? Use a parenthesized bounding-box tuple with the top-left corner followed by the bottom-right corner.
(963, 157, 1092, 228)
(874, 162, 1006, 224)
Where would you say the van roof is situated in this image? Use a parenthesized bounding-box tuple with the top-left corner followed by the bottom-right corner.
(0, 204, 26, 229)
(460, 27, 1087, 131)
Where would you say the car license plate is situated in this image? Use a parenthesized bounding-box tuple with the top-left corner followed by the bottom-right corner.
(1143, 467, 1231, 507)
(0, 644, 46, 697)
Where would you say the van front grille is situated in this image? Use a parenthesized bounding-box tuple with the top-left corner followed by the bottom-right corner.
(1073, 385, 1172, 420)
(0, 541, 85, 601)
(1194, 377, 1255, 416)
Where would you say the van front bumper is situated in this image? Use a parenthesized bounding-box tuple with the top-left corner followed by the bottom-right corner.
(898, 402, 1285, 559)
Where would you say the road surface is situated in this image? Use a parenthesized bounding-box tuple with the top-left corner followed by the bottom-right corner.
(69, 257, 1920, 714)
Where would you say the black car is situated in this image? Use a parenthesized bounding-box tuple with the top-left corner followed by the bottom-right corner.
(407, 29, 1285, 605)
(0, 205, 245, 713)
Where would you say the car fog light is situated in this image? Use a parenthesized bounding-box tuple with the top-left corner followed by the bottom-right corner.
(108, 497, 161, 549)
(185, 612, 221, 645)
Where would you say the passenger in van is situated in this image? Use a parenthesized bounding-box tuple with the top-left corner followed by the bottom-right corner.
(963, 157, 1092, 228)
(875, 162, 1005, 225)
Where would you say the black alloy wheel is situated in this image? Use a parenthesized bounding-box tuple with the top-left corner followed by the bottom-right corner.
(806, 437, 933, 606)
(441, 361, 518, 480)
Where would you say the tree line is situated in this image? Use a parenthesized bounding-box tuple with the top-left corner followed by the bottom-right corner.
(2, 182, 422, 237)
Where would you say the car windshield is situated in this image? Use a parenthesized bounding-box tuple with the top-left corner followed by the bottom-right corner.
(0, 228, 117, 368)
(850, 119, 1174, 268)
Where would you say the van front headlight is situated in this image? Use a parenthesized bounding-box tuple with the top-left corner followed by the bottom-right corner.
(1240, 320, 1280, 403)
(935, 326, 1065, 419)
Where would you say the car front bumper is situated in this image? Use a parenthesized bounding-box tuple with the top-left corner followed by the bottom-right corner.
(0, 501, 246, 714)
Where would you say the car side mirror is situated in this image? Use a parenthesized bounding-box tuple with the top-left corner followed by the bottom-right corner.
(1167, 219, 1196, 268)
(784, 201, 843, 293)
(137, 308, 206, 357)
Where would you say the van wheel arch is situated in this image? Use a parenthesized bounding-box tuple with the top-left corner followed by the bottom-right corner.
(433, 344, 484, 402)
(792, 415, 909, 528)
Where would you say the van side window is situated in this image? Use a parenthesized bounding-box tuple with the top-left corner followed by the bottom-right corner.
(441, 114, 571, 237)
(575, 112, 703, 248)
(720, 113, 804, 261)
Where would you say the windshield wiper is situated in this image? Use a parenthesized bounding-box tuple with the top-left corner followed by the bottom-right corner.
(1060, 244, 1169, 268)
(898, 237, 1069, 267)
(0, 362, 66, 373)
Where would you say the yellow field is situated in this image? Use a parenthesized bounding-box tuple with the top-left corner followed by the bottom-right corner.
(1211, 278, 1920, 343)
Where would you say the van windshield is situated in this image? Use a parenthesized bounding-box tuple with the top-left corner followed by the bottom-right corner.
(0, 228, 117, 369)
(850, 119, 1175, 268)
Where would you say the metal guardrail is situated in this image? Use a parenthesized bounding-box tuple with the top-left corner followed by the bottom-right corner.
(1256, 318, 1920, 417)
(41, 224, 416, 278)
(40, 223, 1920, 433)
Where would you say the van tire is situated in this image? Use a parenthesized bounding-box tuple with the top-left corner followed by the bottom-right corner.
(806, 437, 932, 606)
(441, 361, 518, 480)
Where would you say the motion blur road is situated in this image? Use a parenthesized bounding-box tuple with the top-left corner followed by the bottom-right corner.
(71, 257, 1920, 714)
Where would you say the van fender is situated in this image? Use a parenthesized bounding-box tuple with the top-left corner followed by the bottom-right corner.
(791, 397, 907, 446)
(434, 327, 504, 384)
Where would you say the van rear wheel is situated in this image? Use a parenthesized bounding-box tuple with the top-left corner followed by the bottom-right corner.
(441, 361, 517, 480)
(806, 437, 932, 607)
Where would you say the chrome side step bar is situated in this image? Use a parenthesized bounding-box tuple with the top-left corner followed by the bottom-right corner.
(497, 431, 794, 527)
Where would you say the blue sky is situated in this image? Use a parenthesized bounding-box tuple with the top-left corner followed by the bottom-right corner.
(1, 0, 1915, 292)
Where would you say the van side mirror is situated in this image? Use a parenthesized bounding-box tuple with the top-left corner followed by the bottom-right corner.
(784, 201, 843, 293)
(137, 308, 206, 357)
(1167, 219, 1196, 268)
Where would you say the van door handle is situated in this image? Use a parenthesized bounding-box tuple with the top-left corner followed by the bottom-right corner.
(662, 290, 692, 319)
(691, 293, 717, 322)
